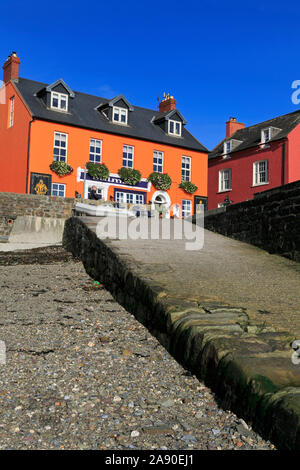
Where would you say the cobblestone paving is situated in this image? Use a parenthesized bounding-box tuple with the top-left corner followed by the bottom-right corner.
(0, 257, 275, 450)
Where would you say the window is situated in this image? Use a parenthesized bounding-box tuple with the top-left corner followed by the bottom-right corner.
(9, 96, 14, 127)
(168, 119, 181, 136)
(113, 107, 128, 124)
(122, 145, 134, 168)
(126, 193, 134, 204)
(219, 169, 232, 192)
(181, 156, 191, 181)
(153, 151, 164, 173)
(253, 160, 268, 185)
(261, 128, 271, 144)
(52, 183, 65, 197)
(182, 199, 192, 218)
(223, 140, 232, 156)
(51, 92, 68, 111)
(53, 132, 68, 162)
(115, 191, 144, 204)
(89, 139, 102, 163)
(135, 194, 144, 205)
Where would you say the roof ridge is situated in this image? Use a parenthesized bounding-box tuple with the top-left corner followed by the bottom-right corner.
(237, 109, 300, 132)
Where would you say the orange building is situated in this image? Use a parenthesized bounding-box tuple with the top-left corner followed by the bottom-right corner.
(0, 52, 208, 217)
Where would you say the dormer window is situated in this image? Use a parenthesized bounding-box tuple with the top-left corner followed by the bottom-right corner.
(222, 138, 243, 157)
(113, 106, 128, 124)
(223, 140, 232, 157)
(262, 128, 271, 144)
(168, 120, 181, 136)
(51, 91, 68, 111)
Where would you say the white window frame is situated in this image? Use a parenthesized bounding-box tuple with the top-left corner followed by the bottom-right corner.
(219, 168, 232, 192)
(181, 156, 191, 182)
(253, 160, 268, 186)
(223, 140, 232, 157)
(51, 91, 68, 111)
(135, 194, 144, 205)
(168, 119, 181, 136)
(89, 138, 102, 163)
(122, 145, 134, 168)
(52, 182, 66, 197)
(153, 150, 164, 173)
(182, 199, 192, 218)
(261, 128, 271, 144)
(9, 96, 14, 127)
(53, 132, 68, 162)
(115, 191, 144, 205)
(113, 107, 128, 124)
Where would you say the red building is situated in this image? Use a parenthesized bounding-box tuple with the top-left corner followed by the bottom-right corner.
(208, 114, 300, 210)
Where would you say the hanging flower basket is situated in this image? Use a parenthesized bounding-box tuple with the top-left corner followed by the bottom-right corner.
(148, 172, 172, 191)
(86, 162, 110, 180)
(118, 167, 142, 186)
(179, 181, 198, 194)
(50, 161, 73, 176)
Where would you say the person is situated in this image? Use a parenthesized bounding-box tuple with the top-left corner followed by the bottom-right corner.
(89, 185, 102, 200)
(110, 195, 120, 208)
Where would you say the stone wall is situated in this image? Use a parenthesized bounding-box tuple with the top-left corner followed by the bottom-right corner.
(63, 217, 300, 450)
(0, 192, 77, 240)
(204, 180, 300, 262)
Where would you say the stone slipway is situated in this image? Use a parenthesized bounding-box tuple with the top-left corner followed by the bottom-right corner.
(63, 216, 300, 450)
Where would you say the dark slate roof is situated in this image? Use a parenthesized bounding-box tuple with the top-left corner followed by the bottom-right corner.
(14, 78, 208, 153)
(209, 110, 300, 160)
(153, 109, 187, 125)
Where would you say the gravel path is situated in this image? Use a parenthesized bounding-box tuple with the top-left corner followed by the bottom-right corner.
(0, 255, 275, 450)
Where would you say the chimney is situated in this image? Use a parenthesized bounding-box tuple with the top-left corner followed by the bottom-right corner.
(226, 117, 245, 138)
(158, 93, 176, 113)
(3, 52, 20, 83)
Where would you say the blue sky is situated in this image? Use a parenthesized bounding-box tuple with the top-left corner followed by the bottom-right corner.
(1, 0, 300, 150)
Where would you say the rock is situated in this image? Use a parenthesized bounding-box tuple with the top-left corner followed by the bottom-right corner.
(181, 435, 197, 443)
(159, 398, 174, 408)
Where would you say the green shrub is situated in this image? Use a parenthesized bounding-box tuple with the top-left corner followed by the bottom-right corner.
(147, 172, 172, 190)
(86, 162, 110, 180)
(179, 181, 198, 194)
(118, 167, 142, 186)
(50, 161, 73, 176)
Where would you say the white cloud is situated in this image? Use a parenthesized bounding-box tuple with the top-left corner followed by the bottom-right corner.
(97, 84, 117, 98)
